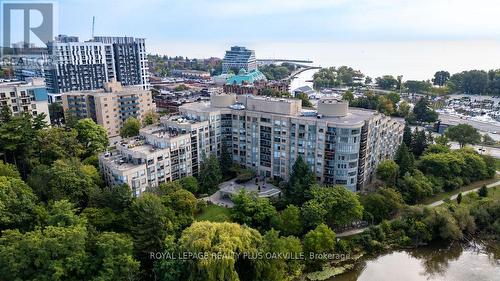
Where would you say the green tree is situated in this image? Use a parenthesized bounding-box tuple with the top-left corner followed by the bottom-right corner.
(301, 200, 328, 231)
(198, 154, 222, 194)
(424, 207, 462, 240)
(120, 117, 141, 138)
(36, 127, 85, 164)
(342, 91, 354, 103)
(130, 193, 173, 270)
(435, 135, 450, 147)
(296, 92, 313, 107)
(178, 176, 199, 194)
(360, 188, 404, 223)
(450, 70, 488, 95)
(402, 125, 413, 147)
(48, 102, 65, 125)
(64, 109, 79, 128)
(43, 159, 100, 208)
(0, 112, 47, 175)
(92, 232, 140, 281)
(0, 105, 12, 122)
(413, 98, 438, 123)
(42, 200, 87, 228)
(394, 143, 415, 176)
(220, 145, 233, 178)
(286, 156, 316, 205)
(377, 95, 395, 115)
(445, 124, 481, 148)
(432, 71, 450, 87)
(0, 226, 88, 281)
(303, 224, 336, 270)
(0, 160, 20, 178)
(273, 204, 303, 236)
(161, 187, 197, 230)
(232, 190, 277, 231)
(386, 92, 401, 105)
(404, 80, 432, 93)
(482, 134, 496, 146)
(0, 176, 37, 231)
(365, 76, 373, 85)
(253, 230, 304, 281)
(142, 109, 159, 126)
(478, 185, 488, 197)
(376, 75, 398, 90)
(397, 101, 411, 118)
(74, 118, 108, 157)
(376, 160, 399, 185)
(307, 185, 363, 228)
(179, 221, 261, 281)
(411, 128, 430, 157)
(423, 144, 450, 155)
(396, 170, 433, 204)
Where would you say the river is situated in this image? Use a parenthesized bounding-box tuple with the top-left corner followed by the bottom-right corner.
(329, 240, 500, 281)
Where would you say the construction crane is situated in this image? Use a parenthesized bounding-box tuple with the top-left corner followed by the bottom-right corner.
(91, 16, 95, 39)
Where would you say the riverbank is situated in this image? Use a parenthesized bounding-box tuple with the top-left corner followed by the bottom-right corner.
(302, 185, 500, 281)
(327, 238, 500, 281)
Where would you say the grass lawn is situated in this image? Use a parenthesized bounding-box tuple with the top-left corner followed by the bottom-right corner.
(421, 173, 500, 205)
(496, 158, 500, 171)
(195, 204, 232, 223)
(487, 186, 500, 200)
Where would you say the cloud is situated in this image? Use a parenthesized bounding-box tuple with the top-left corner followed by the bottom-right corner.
(58, 0, 500, 42)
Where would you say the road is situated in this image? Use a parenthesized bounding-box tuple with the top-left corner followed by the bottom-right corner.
(439, 114, 500, 135)
(337, 171, 500, 238)
(449, 143, 500, 159)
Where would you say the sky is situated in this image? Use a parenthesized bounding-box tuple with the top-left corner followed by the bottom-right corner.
(37, 0, 500, 79)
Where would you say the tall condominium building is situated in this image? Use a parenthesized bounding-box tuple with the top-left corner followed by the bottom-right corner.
(178, 94, 404, 192)
(46, 40, 113, 96)
(93, 36, 150, 90)
(0, 78, 50, 124)
(222, 46, 257, 74)
(43, 35, 149, 97)
(62, 81, 155, 137)
(99, 94, 404, 194)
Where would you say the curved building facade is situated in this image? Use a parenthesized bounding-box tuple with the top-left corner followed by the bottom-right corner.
(178, 95, 404, 192)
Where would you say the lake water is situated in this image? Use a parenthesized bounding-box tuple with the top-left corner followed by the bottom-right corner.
(329, 240, 500, 281)
(289, 68, 317, 91)
(156, 40, 500, 81)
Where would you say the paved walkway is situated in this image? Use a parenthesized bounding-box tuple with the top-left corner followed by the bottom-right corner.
(428, 171, 500, 207)
(337, 171, 500, 238)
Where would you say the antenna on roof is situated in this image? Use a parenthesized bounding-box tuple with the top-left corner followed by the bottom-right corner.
(91, 16, 95, 39)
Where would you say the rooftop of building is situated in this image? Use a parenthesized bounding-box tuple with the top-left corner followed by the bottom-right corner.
(226, 69, 267, 85)
(100, 151, 140, 171)
(179, 95, 383, 126)
(139, 125, 186, 139)
(0, 77, 45, 87)
(161, 115, 204, 125)
(63, 81, 147, 96)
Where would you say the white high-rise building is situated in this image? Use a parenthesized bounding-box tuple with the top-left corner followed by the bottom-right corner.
(222, 46, 257, 74)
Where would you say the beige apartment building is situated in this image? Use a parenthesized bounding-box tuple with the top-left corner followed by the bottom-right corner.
(0, 78, 50, 124)
(99, 125, 192, 196)
(62, 81, 155, 136)
(99, 94, 404, 194)
(178, 94, 404, 192)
